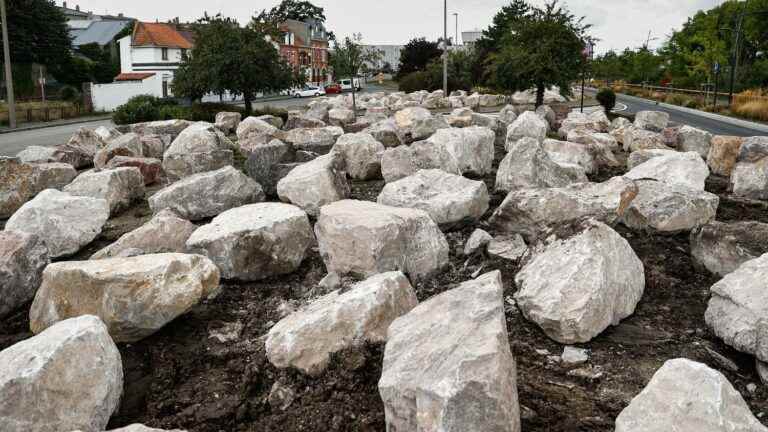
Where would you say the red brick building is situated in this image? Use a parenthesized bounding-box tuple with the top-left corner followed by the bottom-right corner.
(278, 18, 330, 85)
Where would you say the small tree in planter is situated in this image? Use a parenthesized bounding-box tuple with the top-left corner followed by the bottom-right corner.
(328, 34, 382, 115)
(596, 87, 616, 113)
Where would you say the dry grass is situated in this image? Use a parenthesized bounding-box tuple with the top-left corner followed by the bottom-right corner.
(733, 89, 768, 121)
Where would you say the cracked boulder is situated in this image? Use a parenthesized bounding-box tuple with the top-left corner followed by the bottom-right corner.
(496, 137, 588, 193)
(381, 139, 461, 183)
(633, 110, 669, 132)
(506, 110, 548, 145)
(276, 153, 350, 217)
(0, 231, 49, 319)
(625, 151, 710, 191)
(427, 126, 495, 177)
(731, 159, 768, 200)
(283, 126, 343, 154)
(626, 149, 678, 170)
(621, 180, 718, 233)
(691, 221, 768, 277)
(364, 118, 404, 148)
(543, 139, 597, 174)
(707, 135, 743, 176)
(63, 167, 146, 215)
(1, 158, 78, 218)
(162, 122, 234, 180)
(236, 117, 283, 153)
(677, 125, 713, 158)
(94, 132, 143, 169)
(215, 111, 242, 135)
(91, 209, 196, 260)
(330, 132, 385, 180)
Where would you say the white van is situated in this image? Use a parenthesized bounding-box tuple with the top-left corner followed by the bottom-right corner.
(339, 78, 363, 92)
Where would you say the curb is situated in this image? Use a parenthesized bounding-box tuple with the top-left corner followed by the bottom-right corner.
(616, 92, 768, 134)
(0, 116, 113, 134)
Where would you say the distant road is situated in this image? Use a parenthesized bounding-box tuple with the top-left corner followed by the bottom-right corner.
(0, 119, 115, 157)
(615, 93, 766, 137)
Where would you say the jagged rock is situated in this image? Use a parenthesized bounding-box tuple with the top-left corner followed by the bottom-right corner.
(623, 128, 670, 152)
(393, 107, 449, 142)
(94, 132, 143, 169)
(283, 126, 343, 154)
(677, 125, 713, 158)
(364, 118, 404, 148)
(567, 128, 620, 155)
(127, 119, 193, 139)
(542, 139, 597, 174)
(488, 234, 528, 262)
(276, 153, 350, 217)
(625, 151, 710, 191)
(615, 359, 767, 432)
(0, 315, 123, 432)
(377, 169, 489, 229)
(705, 253, 768, 362)
(381, 139, 461, 183)
(446, 107, 473, 128)
(215, 111, 242, 135)
(330, 132, 384, 180)
(491, 177, 638, 242)
(464, 228, 493, 256)
(1, 157, 38, 218)
(266, 272, 417, 376)
(561, 346, 589, 365)
(305, 100, 331, 122)
(285, 111, 326, 130)
(691, 221, 768, 277)
(662, 126, 681, 147)
(707, 135, 744, 177)
(506, 111, 548, 145)
(94, 125, 122, 143)
(138, 134, 170, 159)
(105, 156, 162, 185)
(499, 105, 518, 125)
(30, 253, 220, 342)
(536, 105, 557, 129)
(186, 203, 313, 281)
(621, 180, 719, 233)
(315, 200, 449, 281)
(5, 189, 109, 258)
(149, 165, 264, 221)
(626, 149, 678, 170)
(91, 209, 196, 260)
(610, 117, 631, 132)
(256, 114, 284, 129)
(634, 110, 669, 132)
(0, 231, 49, 319)
(243, 139, 295, 197)
(328, 108, 356, 127)
(15, 145, 58, 164)
(515, 220, 645, 343)
(731, 159, 768, 200)
(495, 137, 587, 193)
(428, 126, 495, 177)
(379, 271, 521, 432)
(63, 167, 145, 215)
(236, 117, 282, 152)
(62, 127, 107, 167)
(737, 136, 768, 163)
(162, 122, 234, 180)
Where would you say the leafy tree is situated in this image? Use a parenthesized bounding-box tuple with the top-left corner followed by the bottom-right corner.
(173, 14, 297, 116)
(472, 0, 531, 86)
(491, 0, 591, 106)
(253, 0, 333, 41)
(329, 34, 381, 113)
(596, 88, 616, 112)
(396, 38, 442, 80)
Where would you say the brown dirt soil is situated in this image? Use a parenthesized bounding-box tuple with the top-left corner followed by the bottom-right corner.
(3, 138, 768, 431)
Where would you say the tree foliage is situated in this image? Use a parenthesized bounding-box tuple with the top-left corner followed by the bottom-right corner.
(471, 0, 531, 86)
(173, 14, 298, 116)
(328, 35, 381, 112)
(252, 0, 332, 41)
(396, 38, 442, 80)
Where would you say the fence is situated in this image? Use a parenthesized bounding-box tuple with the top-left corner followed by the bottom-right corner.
(0, 104, 84, 126)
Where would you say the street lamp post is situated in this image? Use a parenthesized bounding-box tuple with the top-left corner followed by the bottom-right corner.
(453, 13, 459, 46)
(1, 0, 16, 129)
(443, 0, 448, 96)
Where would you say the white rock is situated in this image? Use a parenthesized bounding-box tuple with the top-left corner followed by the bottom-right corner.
(499, 105, 518, 125)
(464, 228, 493, 256)
(506, 111, 548, 145)
(621, 180, 719, 233)
(91, 209, 196, 260)
(15, 145, 58, 164)
(215, 111, 242, 135)
(330, 132, 385, 180)
(0, 315, 123, 432)
(380, 139, 461, 183)
(94, 126, 123, 143)
(561, 346, 589, 365)
(393, 107, 449, 142)
(488, 234, 528, 262)
(625, 151, 710, 191)
(624, 128, 669, 152)
(5, 189, 109, 258)
(677, 125, 713, 158)
(0, 231, 49, 319)
(236, 117, 281, 151)
(496, 137, 588, 193)
(276, 153, 350, 217)
(626, 149, 678, 170)
(315, 200, 449, 281)
(634, 110, 669, 132)
(163, 122, 234, 180)
(708, 135, 744, 176)
(379, 271, 521, 432)
(615, 358, 766, 432)
(30, 253, 220, 342)
(328, 108, 356, 127)
(63, 167, 145, 215)
(149, 166, 264, 221)
(266, 272, 418, 376)
(428, 126, 495, 177)
(515, 220, 645, 343)
(186, 203, 313, 281)
(283, 126, 343, 154)
(731, 160, 768, 200)
(364, 119, 404, 148)
(377, 169, 489, 229)
(128, 119, 193, 138)
(94, 132, 143, 169)
(542, 139, 597, 174)
(536, 105, 557, 129)
(1, 158, 78, 218)
(690, 221, 768, 277)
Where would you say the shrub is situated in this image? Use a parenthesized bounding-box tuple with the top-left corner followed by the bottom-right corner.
(112, 95, 168, 125)
(58, 86, 81, 105)
(398, 71, 431, 93)
(596, 88, 616, 112)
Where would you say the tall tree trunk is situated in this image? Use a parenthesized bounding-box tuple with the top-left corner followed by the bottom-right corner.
(244, 94, 252, 117)
(535, 82, 545, 108)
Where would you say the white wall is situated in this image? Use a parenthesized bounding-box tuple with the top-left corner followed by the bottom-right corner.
(91, 75, 163, 111)
(119, 36, 132, 73)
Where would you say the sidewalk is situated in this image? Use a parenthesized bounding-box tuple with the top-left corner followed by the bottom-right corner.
(0, 115, 113, 134)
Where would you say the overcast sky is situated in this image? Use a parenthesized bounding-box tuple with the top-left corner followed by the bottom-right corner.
(62, 0, 724, 53)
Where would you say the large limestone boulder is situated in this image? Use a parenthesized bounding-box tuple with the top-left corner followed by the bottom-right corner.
(623, 128, 670, 152)
(499, 105, 518, 125)
(305, 100, 331, 122)
(61, 127, 108, 168)
(91, 209, 196, 260)
(633, 110, 669, 132)
(215, 111, 242, 135)
(677, 125, 713, 158)
(0, 231, 49, 319)
(566, 129, 621, 166)
(691, 221, 768, 277)
(707, 135, 743, 176)
(276, 153, 350, 217)
(506, 110, 548, 145)
(315, 200, 449, 281)
(15, 145, 58, 164)
(625, 151, 710, 191)
(0, 315, 123, 432)
(162, 122, 234, 180)
(328, 108, 356, 127)
(284, 110, 326, 130)
(364, 118, 404, 148)
(244, 139, 295, 197)
(105, 156, 162, 185)
(186, 203, 313, 281)
(515, 220, 645, 343)
(615, 358, 766, 432)
(626, 148, 678, 170)
(94, 132, 143, 169)
(705, 253, 768, 362)
(32, 163, 78, 191)
(266, 272, 417, 376)
(30, 253, 221, 342)
(1, 158, 78, 218)
(283, 126, 343, 154)
(138, 134, 170, 159)
(731, 159, 768, 200)
(542, 139, 597, 174)
(536, 104, 557, 129)
(496, 137, 587, 193)
(379, 271, 520, 432)
(737, 136, 768, 163)
(236, 117, 282, 152)
(381, 139, 461, 183)
(330, 132, 385, 180)
(393, 107, 449, 142)
(621, 180, 719, 233)
(428, 126, 495, 177)
(63, 167, 146, 215)
(5, 189, 109, 258)
(446, 107, 473, 128)
(491, 177, 638, 242)
(377, 169, 489, 229)
(127, 119, 193, 139)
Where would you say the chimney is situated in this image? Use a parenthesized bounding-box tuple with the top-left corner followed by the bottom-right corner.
(63, 1, 67, 9)
(75, 5, 80, 11)
(118, 13, 123, 17)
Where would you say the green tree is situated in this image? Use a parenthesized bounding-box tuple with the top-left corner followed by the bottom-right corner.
(491, 0, 591, 106)
(396, 38, 442, 80)
(173, 14, 296, 116)
(329, 34, 381, 113)
(472, 0, 531, 86)
(253, 0, 333, 41)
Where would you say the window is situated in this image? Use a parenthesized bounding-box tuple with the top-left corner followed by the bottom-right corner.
(161, 47, 168, 60)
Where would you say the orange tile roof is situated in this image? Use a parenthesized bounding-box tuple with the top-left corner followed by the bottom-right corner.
(132, 22, 193, 49)
(115, 72, 155, 81)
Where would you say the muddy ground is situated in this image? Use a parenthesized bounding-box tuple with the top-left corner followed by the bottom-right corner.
(3, 138, 768, 431)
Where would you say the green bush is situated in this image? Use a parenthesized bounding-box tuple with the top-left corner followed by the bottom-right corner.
(113, 96, 289, 126)
(113, 95, 167, 125)
(398, 71, 431, 93)
(596, 88, 616, 112)
(58, 85, 81, 105)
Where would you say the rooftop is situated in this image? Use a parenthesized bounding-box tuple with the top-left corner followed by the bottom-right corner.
(132, 22, 194, 49)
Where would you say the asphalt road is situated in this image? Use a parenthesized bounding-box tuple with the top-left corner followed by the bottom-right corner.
(615, 93, 766, 137)
(0, 119, 115, 157)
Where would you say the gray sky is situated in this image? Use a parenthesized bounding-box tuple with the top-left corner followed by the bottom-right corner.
(62, 0, 724, 53)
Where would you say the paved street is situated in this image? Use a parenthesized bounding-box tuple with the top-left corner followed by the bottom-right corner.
(0, 119, 115, 157)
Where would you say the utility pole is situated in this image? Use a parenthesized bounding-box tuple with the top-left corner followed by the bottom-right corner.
(443, 0, 448, 96)
(1, 0, 16, 129)
(727, 2, 748, 107)
(453, 13, 459, 46)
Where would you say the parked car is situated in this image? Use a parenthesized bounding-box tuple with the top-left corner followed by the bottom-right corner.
(339, 78, 363, 92)
(324, 83, 342, 94)
(293, 85, 325, 98)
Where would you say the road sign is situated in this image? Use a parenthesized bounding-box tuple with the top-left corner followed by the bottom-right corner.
(714, 62, 721, 73)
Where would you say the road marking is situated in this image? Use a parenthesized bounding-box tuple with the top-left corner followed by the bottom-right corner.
(613, 103, 628, 112)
